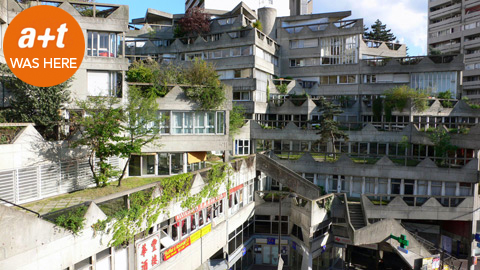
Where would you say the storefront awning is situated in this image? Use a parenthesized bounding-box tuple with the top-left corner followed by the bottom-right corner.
(188, 152, 207, 164)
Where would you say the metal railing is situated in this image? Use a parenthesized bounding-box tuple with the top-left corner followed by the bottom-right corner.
(364, 194, 470, 207)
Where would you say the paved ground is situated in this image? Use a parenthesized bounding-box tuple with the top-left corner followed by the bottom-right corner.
(25, 195, 93, 215)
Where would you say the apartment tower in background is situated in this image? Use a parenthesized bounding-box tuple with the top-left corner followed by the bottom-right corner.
(428, 0, 480, 101)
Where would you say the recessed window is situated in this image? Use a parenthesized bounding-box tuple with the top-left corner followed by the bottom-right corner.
(87, 31, 119, 57)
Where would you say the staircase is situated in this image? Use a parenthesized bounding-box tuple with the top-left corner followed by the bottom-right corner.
(256, 153, 321, 199)
(347, 202, 366, 230)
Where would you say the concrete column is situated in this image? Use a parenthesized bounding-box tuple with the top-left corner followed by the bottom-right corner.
(414, 180, 417, 195)
(348, 142, 352, 154)
(367, 143, 371, 155)
(154, 154, 158, 176)
(301, 248, 313, 270)
(428, 181, 432, 196)
(386, 143, 389, 156)
(374, 178, 379, 195)
(349, 176, 353, 196)
(441, 182, 446, 196)
(361, 177, 365, 195)
(183, 153, 188, 173)
(325, 176, 330, 193)
(400, 179, 405, 195)
(387, 178, 391, 195)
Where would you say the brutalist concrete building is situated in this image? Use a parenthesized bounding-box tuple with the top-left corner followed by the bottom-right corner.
(1, 1, 480, 270)
(428, 0, 480, 102)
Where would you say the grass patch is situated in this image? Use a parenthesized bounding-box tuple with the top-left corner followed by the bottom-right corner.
(22, 176, 167, 214)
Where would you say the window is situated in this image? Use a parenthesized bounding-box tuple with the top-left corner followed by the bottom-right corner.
(75, 257, 93, 270)
(290, 38, 318, 49)
(87, 31, 119, 57)
(235, 139, 250, 155)
(87, 71, 122, 97)
(364, 75, 376, 83)
(158, 111, 170, 134)
(185, 52, 203, 61)
(172, 112, 193, 134)
(233, 91, 250, 101)
(95, 248, 111, 270)
(339, 75, 357, 84)
(291, 224, 304, 241)
(228, 225, 243, 254)
(290, 58, 320, 67)
(194, 112, 215, 134)
(217, 111, 225, 134)
(391, 179, 401, 195)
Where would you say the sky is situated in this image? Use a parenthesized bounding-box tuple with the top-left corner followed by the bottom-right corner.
(99, 0, 428, 56)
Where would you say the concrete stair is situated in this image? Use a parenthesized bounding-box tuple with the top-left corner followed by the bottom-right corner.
(347, 202, 366, 230)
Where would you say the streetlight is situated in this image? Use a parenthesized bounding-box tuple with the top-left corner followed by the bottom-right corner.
(278, 192, 298, 269)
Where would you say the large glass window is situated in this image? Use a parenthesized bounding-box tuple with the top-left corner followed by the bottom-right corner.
(172, 112, 193, 134)
(87, 31, 119, 57)
(87, 71, 122, 97)
(319, 35, 358, 65)
(410, 72, 458, 96)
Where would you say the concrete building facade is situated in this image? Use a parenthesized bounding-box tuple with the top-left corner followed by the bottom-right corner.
(1, 1, 480, 270)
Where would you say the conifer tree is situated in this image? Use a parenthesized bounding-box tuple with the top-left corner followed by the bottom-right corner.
(364, 19, 396, 42)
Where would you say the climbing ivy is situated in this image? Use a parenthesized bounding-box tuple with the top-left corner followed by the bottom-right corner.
(107, 163, 232, 247)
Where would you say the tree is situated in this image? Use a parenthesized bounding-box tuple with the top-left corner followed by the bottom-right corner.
(73, 97, 124, 187)
(0, 64, 71, 140)
(438, 90, 453, 108)
(429, 126, 457, 166)
(116, 86, 160, 187)
(183, 59, 226, 110)
(176, 7, 211, 37)
(363, 19, 396, 42)
(383, 85, 429, 121)
(229, 105, 246, 137)
(315, 97, 349, 153)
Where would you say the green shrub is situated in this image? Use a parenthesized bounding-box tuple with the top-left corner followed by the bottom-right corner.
(54, 206, 87, 235)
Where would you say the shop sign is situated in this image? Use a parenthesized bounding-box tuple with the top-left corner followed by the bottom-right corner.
(175, 193, 226, 222)
(163, 237, 191, 261)
(267, 238, 276, 245)
(136, 234, 160, 270)
(163, 224, 212, 261)
(174, 184, 244, 222)
(334, 236, 352, 245)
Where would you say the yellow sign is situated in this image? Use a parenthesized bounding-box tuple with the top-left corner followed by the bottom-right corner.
(201, 224, 212, 236)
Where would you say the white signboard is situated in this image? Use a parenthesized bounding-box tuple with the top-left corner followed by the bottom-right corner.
(136, 234, 160, 270)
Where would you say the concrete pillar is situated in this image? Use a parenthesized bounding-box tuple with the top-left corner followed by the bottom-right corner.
(387, 178, 391, 195)
(400, 179, 405, 195)
(301, 248, 313, 270)
(428, 181, 432, 196)
(349, 176, 353, 196)
(361, 177, 365, 195)
(325, 175, 329, 193)
(374, 178, 379, 195)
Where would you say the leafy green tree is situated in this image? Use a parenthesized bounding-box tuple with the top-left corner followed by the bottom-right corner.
(73, 97, 124, 187)
(229, 105, 246, 137)
(437, 90, 453, 108)
(0, 64, 71, 140)
(316, 97, 349, 153)
(183, 59, 226, 110)
(364, 19, 396, 42)
(384, 85, 428, 121)
(116, 86, 160, 186)
(429, 126, 457, 166)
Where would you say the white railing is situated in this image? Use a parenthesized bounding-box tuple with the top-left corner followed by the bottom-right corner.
(0, 157, 119, 205)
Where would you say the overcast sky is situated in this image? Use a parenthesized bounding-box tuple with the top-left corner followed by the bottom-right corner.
(313, 0, 428, 56)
